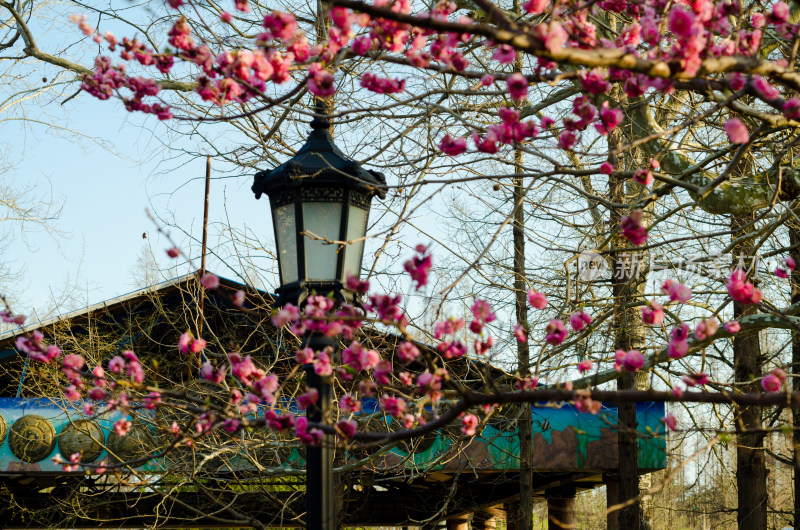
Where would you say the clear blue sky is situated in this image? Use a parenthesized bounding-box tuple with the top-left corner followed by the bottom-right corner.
(2, 91, 267, 321)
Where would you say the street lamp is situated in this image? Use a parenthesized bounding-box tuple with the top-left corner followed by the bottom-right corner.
(251, 106, 385, 530)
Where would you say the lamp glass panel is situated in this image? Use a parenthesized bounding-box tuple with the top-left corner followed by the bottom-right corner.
(273, 204, 299, 285)
(341, 206, 368, 281)
(303, 201, 343, 280)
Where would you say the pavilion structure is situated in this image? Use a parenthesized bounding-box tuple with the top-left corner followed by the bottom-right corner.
(0, 273, 665, 528)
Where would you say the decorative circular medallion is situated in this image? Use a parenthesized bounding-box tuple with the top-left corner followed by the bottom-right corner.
(58, 420, 105, 463)
(107, 422, 154, 463)
(9, 415, 56, 463)
(0, 414, 6, 445)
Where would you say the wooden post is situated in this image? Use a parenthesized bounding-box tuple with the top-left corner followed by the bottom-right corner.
(472, 505, 504, 530)
(605, 474, 620, 529)
(546, 487, 577, 529)
(446, 514, 471, 530)
(504, 502, 521, 530)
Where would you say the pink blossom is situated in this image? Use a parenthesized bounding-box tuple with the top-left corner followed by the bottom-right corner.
(417, 370, 443, 394)
(580, 68, 610, 95)
(336, 419, 358, 439)
(298, 388, 319, 410)
(352, 35, 373, 55)
(527, 289, 548, 309)
(776, 256, 796, 278)
(114, 419, 132, 437)
(599, 162, 614, 174)
(167, 17, 194, 51)
(724, 320, 741, 333)
(668, 339, 689, 359)
(558, 130, 578, 150)
(770, 2, 790, 23)
(380, 394, 407, 418)
(342, 341, 380, 372)
(437, 339, 467, 359)
(314, 350, 333, 376)
(64, 385, 81, 401)
(725, 118, 749, 144)
(178, 332, 193, 354)
(662, 413, 678, 431)
(200, 361, 226, 383)
(396, 341, 420, 362)
(345, 274, 370, 294)
(545, 319, 568, 346)
(761, 373, 781, 392)
(307, 63, 335, 96)
(633, 169, 653, 186)
(108, 355, 125, 374)
(0, 310, 25, 325)
(671, 323, 691, 342)
(220, 11, 232, 23)
(200, 273, 219, 289)
(569, 311, 592, 331)
(272, 304, 299, 327)
(404, 245, 433, 289)
(295, 416, 323, 445)
(190, 337, 206, 353)
(532, 21, 568, 53)
(166, 247, 180, 258)
(461, 414, 479, 436)
(506, 73, 529, 101)
(621, 209, 648, 246)
(480, 74, 494, 86)
(682, 372, 709, 387)
(662, 279, 692, 303)
(295, 348, 315, 364)
(368, 294, 408, 327)
(340, 393, 361, 413)
(265, 410, 295, 431)
(474, 337, 494, 355)
(641, 301, 664, 325)
(574, 392, 601, 414)
(668, 6, 697, 39)
(577, 359, 593, 374)
(783, 97, 800, 119)
(492, 44, 517, 64)
(471, 299, 497, 325)
(523, 0, 548, 14)
(63, 354, 85, 372)
(693, 319, 719, 340)
(726, 269, 762, 304)
(438, 135, 467, 156)
(262, 11, 297, 41)
(329, 6, 353, 30)
(622, 350, 645, 372)
(360, 73, 405, 94)
(374, 359, 392, 385)
(595, 102, 623, 135)
(513, 323, 528, 343)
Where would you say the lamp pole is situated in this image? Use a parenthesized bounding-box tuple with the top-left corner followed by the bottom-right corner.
(252, 105, 385, 530)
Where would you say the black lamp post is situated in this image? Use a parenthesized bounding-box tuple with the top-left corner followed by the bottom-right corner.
(252, 107, 385, 530)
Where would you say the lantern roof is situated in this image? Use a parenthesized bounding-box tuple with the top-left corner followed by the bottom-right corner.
(252, 114, 386, 201)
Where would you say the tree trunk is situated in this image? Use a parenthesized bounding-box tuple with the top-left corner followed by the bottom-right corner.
(608, 127, 644, 530)
(731, 213, 767, 530)
(513, 144, 533, 530)
(789, 225, 800, 530)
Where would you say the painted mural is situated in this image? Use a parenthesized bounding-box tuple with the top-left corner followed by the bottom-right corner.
(0, 397, 665, 475)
